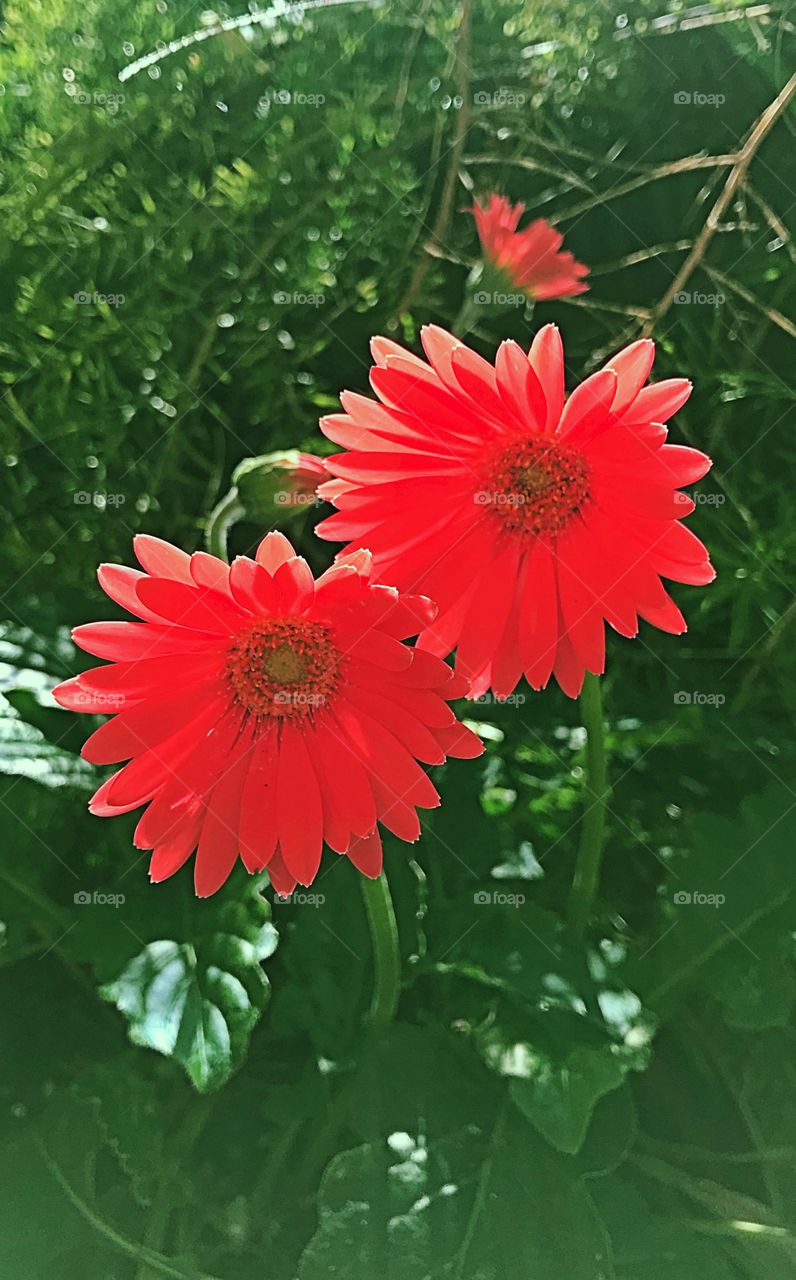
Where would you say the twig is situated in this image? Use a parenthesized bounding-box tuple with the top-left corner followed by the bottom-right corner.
(704, 264, 796, 341)
(391, 0, 473, 323)
(747, 184, 796, 262)
(37, 1140, 222, 1280)
(647, 71, 796, 330)
(554, 153, 736, 223)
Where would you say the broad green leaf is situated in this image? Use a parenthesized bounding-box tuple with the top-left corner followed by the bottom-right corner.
(509, 1045, 626, 1155)
(0, 691, 91, 789)
(101, 886, 278, 1092)
(632, 786, 796, 1022)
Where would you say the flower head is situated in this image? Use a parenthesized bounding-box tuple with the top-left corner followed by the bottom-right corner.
(233, 449, 328, 522)
(472, 194, 589, 301)
(54, 532, 482, 897)
(316, 325, 714, 699)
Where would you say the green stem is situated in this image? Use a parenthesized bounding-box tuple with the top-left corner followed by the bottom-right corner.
(37, 1140, 222, 1280)
(568, 672, 609, 936)
(451, 292, 482, 339)
(360, 871, 401, 1030)
(205, 486, 244, 561)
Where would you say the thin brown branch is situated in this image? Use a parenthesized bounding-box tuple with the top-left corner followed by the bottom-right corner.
(704, 265, 796, 341)
(554, 153, 737, 223)
(647, 71, 796, 331)
(391, 0, 473, 323)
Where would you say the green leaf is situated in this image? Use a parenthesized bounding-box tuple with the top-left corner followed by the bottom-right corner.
(299, 1119, 616, 1280)
(0, 691, 92, 789)
(428, 895, 652, 1152)
(72, 1059, 166, 1206)
(632, 785, 796, 1021)
(100, 885, 278, 1092)
(509, 1045, 626, 1155)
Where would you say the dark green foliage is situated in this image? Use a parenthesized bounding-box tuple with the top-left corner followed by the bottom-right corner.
(1, 0, 795, 1276)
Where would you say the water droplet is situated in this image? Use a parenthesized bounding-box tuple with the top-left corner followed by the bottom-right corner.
(217, 313, 235, 328)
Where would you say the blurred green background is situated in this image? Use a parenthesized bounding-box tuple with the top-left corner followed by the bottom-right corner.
(1, 0, 795, 1276)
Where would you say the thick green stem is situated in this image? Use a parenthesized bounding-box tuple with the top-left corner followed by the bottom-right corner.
(568, 672, 609, 936)
(205, 486, 244, 561)
(360, 871, 400, 1030)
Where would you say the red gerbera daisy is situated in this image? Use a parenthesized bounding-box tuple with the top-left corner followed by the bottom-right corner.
(316, 325, 715, 699)
(472, 194, 589, 301)
(53, 532, 482, 897)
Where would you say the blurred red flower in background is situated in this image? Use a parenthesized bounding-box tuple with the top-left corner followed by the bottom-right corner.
(317, 324, 714, 699)
(54, 532, 481, 897)
(472, 194, 589, 301)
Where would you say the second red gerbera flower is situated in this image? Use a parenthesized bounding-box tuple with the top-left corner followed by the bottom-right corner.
(472, 194, 589, 301)
(54, 532, 482, 897)
(316, 325, 715, 699)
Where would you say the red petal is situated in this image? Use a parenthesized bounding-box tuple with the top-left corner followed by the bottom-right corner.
(529, 325, 565, 430)
(136, 577, 247, 633)
(276, 722, 324, 885)
(239, 726, 279, 873)
(345, 829, 383, 878)
(194, 743, 251, 896)
(133, 535, 193, 583)
(255, 531, 296, 573)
